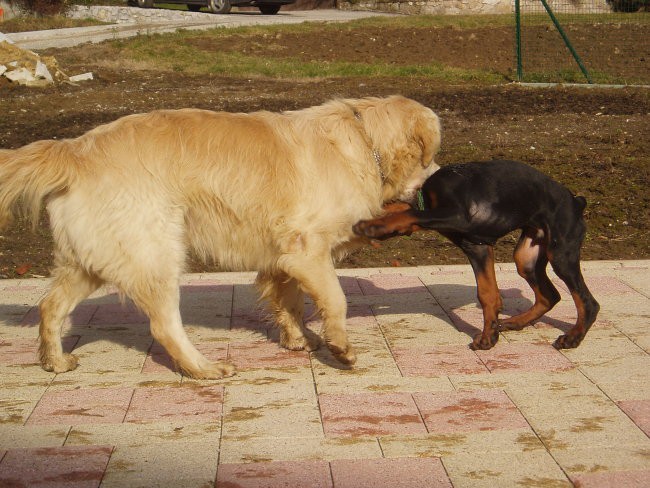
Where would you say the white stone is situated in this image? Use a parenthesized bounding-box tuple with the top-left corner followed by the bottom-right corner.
(68, 72, 94, 82)
(34, 60, 53, 82)
(5, 67, 35, 84)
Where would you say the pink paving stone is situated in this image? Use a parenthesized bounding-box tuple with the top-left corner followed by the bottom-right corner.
(446, 307, 484, 336)
(498, 281, 536, 300)
(0, 445, 112, 488)
(358, 274, 429, 295)
(319, 392, 427, 437)
(228, 341, 310, 370)
(617, 400, 650, 436)
(216, 460, 332, 488)
(577, 276, 638, 296)
(474, 342, 574, 373)
(231, 307, 270, 332)
(392, 345, 489, 377)
(181, 281, 233, 295)
(531, 307, 615, 331)
(572, 469, 650, 488)
(330, 457, 453, 488)
(124, 385, 223, 423)
(510, 301, 579, 330)
(499, 300, 614, 334)
(90, 302, 148, 325)
(2, 285, 43, 292)
(0, 336, 79, 366)
(26, 387, 133, 426)
(305, 304, 377, 329)
(339, 275, 363, 295)
(347, 304, 377, 327)
(142, 342, 228, 374)
(20, 304, 97, 326)
(413, 389, 529, 434)
(448, 301, 584, 338)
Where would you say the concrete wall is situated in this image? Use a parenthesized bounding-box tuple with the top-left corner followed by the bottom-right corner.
(67, 5, 215, 23)
(337, 0, 513, 14)
(337, 0, 613, 15)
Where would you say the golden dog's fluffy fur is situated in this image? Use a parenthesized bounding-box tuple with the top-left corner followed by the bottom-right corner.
(0, 95, 441, 378)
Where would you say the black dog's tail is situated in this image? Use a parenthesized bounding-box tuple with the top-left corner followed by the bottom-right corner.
(574, 195, 587, 214)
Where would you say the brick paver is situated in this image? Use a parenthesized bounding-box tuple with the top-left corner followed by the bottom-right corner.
(320, 392, 427, 436)
(330, 457, 453, 488)
(216, 460, 332, 488)
(414, 389, 529, 433)
(1, 262, 649, 487)
(0, 446, 112, 487)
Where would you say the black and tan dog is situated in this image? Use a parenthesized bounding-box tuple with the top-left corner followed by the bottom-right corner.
(354, 159, 599, 350)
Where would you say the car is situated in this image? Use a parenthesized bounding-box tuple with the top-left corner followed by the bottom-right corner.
(133, 0, 295, 15)
(606, 0, 649, 11)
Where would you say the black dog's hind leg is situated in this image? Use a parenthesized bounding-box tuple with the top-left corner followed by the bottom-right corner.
(548, 240, 600, 349)
(451, 235, 503, 350)
(500, 228, 561, 331)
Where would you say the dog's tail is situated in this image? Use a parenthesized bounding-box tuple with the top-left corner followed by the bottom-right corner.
(0, 139, 80, 231)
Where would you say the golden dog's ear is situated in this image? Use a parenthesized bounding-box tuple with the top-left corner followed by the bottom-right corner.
(415, 109, 441, 167)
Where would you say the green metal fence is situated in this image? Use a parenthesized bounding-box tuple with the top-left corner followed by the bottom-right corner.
(515, 0, 649, 84)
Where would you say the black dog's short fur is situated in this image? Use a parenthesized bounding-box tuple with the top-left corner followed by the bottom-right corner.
(354, 160, 600, 350)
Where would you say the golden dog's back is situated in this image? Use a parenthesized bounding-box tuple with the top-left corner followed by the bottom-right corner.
(0, 106, 377, 273)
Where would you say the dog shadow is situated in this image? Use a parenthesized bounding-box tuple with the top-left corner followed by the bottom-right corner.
(353, 277, 576, 338)
(0, 278, 575, 373)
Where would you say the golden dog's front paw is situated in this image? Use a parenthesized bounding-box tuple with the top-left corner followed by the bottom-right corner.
(41, 353, 79, 373)
(280, 330, 322, 352)
(181, 361, 236, 380)
(327, 341, 357, 365)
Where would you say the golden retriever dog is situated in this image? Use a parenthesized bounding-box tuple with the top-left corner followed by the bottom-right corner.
(0, 95, 441, 379)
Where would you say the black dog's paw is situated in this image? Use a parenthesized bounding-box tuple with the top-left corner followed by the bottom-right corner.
(498, 319, 529, 332)
(470, 332, 498, 350)
(352, 221, 374, 237)
(553, 333, 583, 349)
(353, 222, 393, 240)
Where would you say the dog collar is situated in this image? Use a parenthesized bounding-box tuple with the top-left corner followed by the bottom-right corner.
(350, 107, 385, 181)
(416, 189, 425, 211)
(371, 148, 384, 180)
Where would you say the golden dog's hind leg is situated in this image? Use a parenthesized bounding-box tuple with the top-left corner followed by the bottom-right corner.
(39, 263, 103, 373)
(278, 253, 356, 366)
(256, 272, 321, 352)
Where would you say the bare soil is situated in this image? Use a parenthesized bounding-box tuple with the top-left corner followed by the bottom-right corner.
(0, 22, 648, 278)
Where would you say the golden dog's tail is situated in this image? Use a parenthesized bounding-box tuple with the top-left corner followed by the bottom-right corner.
(0, 139, 79, 230)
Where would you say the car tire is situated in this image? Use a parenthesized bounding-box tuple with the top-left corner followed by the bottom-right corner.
(137, 0, 154, 7)
(208, 0, 231, 14)
(187, 4, 202, 11)
(609, 0, 641, 10)
(258, 4, 281, 14)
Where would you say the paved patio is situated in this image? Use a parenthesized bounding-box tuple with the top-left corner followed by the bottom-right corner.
(1, 261, 649, 487)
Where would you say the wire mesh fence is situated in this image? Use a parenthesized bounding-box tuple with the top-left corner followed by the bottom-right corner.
(516, 0, 649, 84)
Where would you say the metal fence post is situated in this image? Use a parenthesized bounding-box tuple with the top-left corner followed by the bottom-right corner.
(515, 0, 523, 81)
(538, 0, 593, 83)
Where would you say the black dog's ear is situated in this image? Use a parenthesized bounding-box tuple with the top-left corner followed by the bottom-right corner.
(574, 195, 587, 213)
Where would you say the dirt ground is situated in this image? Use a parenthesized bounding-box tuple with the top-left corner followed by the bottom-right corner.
(0, 21, 648, 278)
(189, 23, 649, 82)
